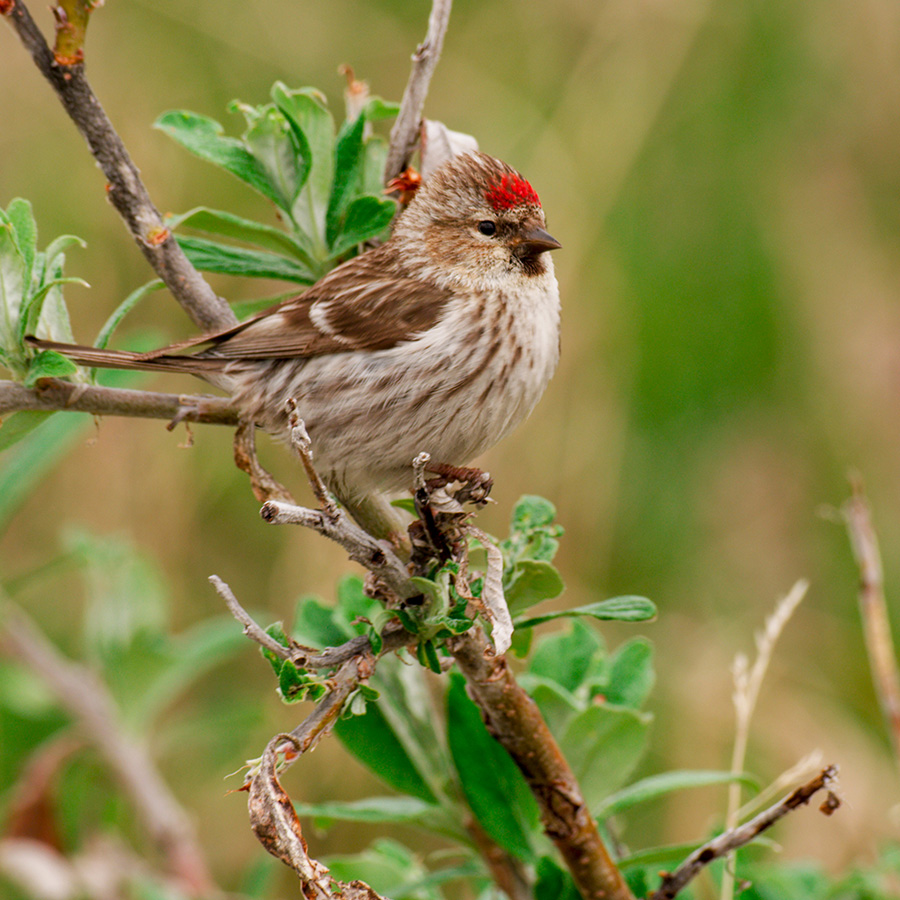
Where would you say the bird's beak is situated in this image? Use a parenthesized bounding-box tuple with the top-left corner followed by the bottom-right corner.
(516, 224, 562, 255)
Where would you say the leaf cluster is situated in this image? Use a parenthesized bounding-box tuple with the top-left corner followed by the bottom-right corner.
(0, 198, 85, 386)
(156, 83, 399, 295)
(250, 498, 748, 900)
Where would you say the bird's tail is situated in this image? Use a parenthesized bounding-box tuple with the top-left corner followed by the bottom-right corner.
(25, 337, 226, 376)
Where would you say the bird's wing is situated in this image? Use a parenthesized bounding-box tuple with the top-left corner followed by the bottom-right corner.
(144, 247, 453, 362)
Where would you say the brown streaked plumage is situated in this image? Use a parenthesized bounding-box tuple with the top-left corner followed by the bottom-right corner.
(29, 152, 562, 501)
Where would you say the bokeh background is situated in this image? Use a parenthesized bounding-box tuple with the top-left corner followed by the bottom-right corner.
(2, 0, 900, 891)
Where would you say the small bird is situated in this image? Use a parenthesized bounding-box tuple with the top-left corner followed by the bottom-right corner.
(30, 152, 561, 502)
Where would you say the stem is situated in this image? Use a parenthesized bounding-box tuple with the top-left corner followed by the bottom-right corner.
(2, 1, 235, 333)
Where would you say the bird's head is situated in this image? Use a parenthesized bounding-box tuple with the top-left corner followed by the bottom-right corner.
(391, 152, 561, 289)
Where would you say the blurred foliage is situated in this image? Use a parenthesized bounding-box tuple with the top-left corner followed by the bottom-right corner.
(2, 0, 900, 894)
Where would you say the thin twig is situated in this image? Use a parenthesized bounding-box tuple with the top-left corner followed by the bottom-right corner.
(2, 1, 234, 333)
(209, 575, 299, 660)
(383, 0, 453, 181)
(650, 766, 840, 900)
(0, 603, 214, 895)
(211, 573, 413, 670)
(841, 475, 900, 770)
(0, 378, 239, 425)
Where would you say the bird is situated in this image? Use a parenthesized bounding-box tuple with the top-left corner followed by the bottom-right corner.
(29, 151, 561, 504)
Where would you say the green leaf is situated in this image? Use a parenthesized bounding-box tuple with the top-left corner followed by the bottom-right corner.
(167, 206, 317, 270)
(7, 198, 37, 295)
(23, 350, 78, 387)
(605, 636, 655, 708)
(511, 495, 558, 531)
(361, 136, 389, 196)
(335, 573, 380, 627)
(0, 410, 55, 453)
(617, 841, 705, 873)
(175, 235, 315, 283)
(70, 530, 169, 661)
(271, 84, 335, 249)
(155, 110, 284, 208)
(328, 195, 396, 258)
(292, 596, 350, 647)
(416, 639, 442, 674)
(534, 857, 581, 900)
(239, 104, 307, 211)
(523, 676, 581, 736)
(94, 281, 165, 352)
(0, 410, 91, 532)
(505, 559, 564, 615)
(595, 769, 760, 820)
(528, 620, 605, 693)
(292, 796, 440, 827)
(325, 839, 441, 900)
(561, 703, 651, 810)
(446, 673, 539, 861)
(334, 701, 437, 804)
(363, 97, 401, 122)
(19, 277, 89, 345)
(43, 234, 86, 269)
(327, 113, 367, 245)
(278, 660, 324, 702)
(0, 215, 27, 362)
(516, 595, 657, 629)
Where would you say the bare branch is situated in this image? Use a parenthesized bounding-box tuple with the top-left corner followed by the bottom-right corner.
(1, 1, 235, 333)
(0, 377, 239, 426)
(383, 0, 453, 181)
(261, 499, 415, 599)
(0, 603, 214, 895)
(248, 733, 389, 899)
(209, 574, 300, 660)
(213, 572, 415, 675)
(649, 766, 840, 900)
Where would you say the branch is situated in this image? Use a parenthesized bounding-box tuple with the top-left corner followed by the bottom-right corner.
(649, 766, 840, 900)
(2, 1, 235, 333)
(261, 499, 416, 600)
(210, 573, 413, 670)
(383, 0, 453, 181)
(448, 627, 635, 900)
(0, 602, 214, 896)
(262, 490, 634, 900)
(0, 378, 239, 426)
(841, 475, 900, 769)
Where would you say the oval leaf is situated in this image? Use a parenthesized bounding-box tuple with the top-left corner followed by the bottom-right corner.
(175, 236, 315, 283)
(516, 596, 657, 629)
(155, 110, 285, 209)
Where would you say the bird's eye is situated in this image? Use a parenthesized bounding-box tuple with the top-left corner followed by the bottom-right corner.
(477, 220, 497, 236)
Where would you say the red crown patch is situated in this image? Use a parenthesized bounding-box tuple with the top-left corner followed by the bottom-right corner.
(485, 173, 541, 211)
